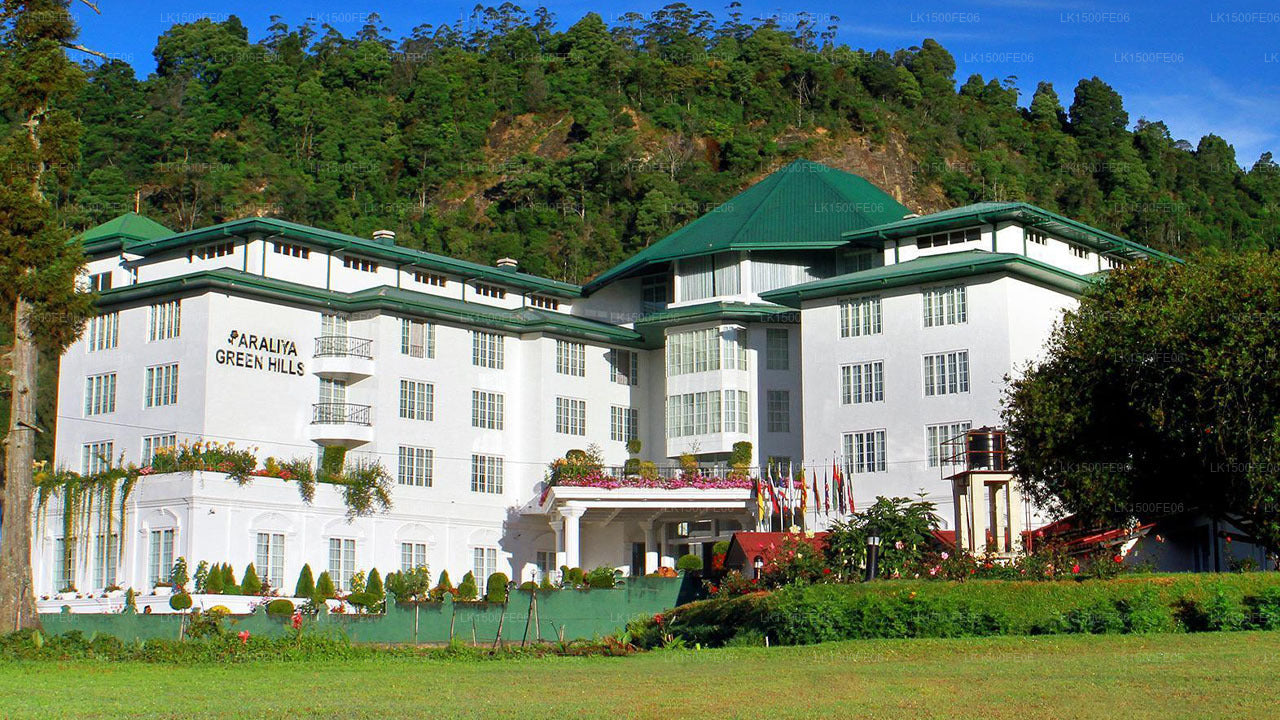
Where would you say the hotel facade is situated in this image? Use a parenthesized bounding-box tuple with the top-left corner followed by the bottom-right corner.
(38, 159, 1172, 597)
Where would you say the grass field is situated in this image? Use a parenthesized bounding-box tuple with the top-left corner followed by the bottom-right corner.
(3, 632, 1277, 719)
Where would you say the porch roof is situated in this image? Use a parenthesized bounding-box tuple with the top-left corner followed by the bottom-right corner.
(531, 486, 753, 515)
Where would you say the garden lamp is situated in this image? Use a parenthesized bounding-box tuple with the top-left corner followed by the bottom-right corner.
(753, 555, 764, 579)
(865, 525, 882, 582)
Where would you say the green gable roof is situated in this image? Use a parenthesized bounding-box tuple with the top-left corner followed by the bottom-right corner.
(96, 268, 642, 346)
(841, 202, 1179, 263)
(582, 159, 912, 293)
(123, 217, 583, 298)
(759, 250, 1094, 307)
(78, 213, 173, 256)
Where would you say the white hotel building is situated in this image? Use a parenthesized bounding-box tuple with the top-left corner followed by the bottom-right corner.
(38, 159, 1172, 596)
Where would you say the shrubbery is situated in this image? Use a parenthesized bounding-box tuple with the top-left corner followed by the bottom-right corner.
(457, 572, 478, 601)
(294, 564, 315, 598)
(485, 573, 510, 603)
(629, 573, 1280, 648)
(676, 554, 703, 572)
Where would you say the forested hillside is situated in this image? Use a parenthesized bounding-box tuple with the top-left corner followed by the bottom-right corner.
(60, 3, 1280, 282)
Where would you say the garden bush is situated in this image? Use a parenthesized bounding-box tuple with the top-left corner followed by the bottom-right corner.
(294, 564, 315, 599)
(168, 592, 192, 611)
(457, 572, 478, 601)
(676, 554, 703, 572)
(265, 599, 295, 616)
(485, 573, 510, 603)
(584, 567, 616, 589)
(631, 573, 1280, 648)
(204, 567, 224, 595)
(241, 564, 262, 595)
(313, 571, 336, 602)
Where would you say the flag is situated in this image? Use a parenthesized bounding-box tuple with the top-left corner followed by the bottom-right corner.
(811, 468, 819, 516)
(765, 471, 780, 516)
(846, 467, 856, 514)
(833, 461, 844, 515)
(755, 476, 765, 525)
(823, 470, 830, 515)
(799, 466, 808, 515)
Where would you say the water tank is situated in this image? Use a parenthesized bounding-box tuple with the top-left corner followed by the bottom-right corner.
(966, 428, 1007, 471)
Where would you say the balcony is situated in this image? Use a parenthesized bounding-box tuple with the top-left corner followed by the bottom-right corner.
(308, 402, 374, 447)
(311, 336, 374, 380)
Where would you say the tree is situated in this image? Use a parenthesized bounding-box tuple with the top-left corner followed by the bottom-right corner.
(365, 567, 382, 600)
(0, 0, 97, 632)
(240, 563, 261, 595)
(1003, 253, 1280, 552)
(294, 563, 315, 598)
(313, 570, 336, 602)
(1069, 77, 1128, 149)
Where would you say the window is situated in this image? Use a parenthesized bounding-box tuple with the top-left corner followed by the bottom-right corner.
(722, 328, 749, 371)
(610, 406, 638, 442)
(534, 550, 554, 583)
(84, 373, 117, 415)
(401, 542, 428, 572)
(342, 255, 378, 272)
(766, 329, 790, 370)
(474, 282, 506, 299)
(318, 377, 346, 405)
(556, 340, 585, 377)
(397, 446, 433, 487)
(471, 390, 504, 430)
(255, 532, 285, 590)
(473, 547, 498, 586)
(191, 241, 234, 260)
(1070, 244, 1090, 259)
(666, 328, 720, 376)
(93, 533, 118, 589)
(841, 361, 884, 405)
(923, 350, 971, 396)
(839, 297, 882, 337)
(665, 391, 721, 438)
(679, 254, 739, 301)
(142, 433, 176, 465)
(927, 422, 973, 468)
(641, 275, 671, 314)
(321, 313, 348, 338)
(273, 241, 310, 258)
(529, 295, 559, 310)
(610, 349, 638, 385)
(412, 270, 446, 286)
(766, 390, 790, 433)
(398, 379, 434, 421)
(55, 537, 76, 591)
(923, 286, 967, 327)
(400, 319, 436, 359)
(725, 390, 750, 433)
(148, 529, 174, 587)
(843, 430, 887, 474)
(89, 271, 112, 292)
(472, 331, 504, 369)
(81, 441, 113, 475)
(1027, 230, 1048, 245)
(328, 538, 357, 591)
(470, 454, 504, 494)
(144, 364, 179, 407)
(555, 397, 586, 436)
(148, 300, 181, 341)
(917, 227, 980, 249)
(86, 313, 118, 352)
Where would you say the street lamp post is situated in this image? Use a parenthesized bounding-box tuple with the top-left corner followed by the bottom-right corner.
(753, 555, 764, 580)
(865, 525, 882, 582)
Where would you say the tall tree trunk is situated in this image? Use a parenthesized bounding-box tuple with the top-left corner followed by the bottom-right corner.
(0, 296, 42, 632)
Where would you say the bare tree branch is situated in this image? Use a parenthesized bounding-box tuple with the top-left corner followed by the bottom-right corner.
(62, 42, 108, 60)
(77, 0, 102, 14)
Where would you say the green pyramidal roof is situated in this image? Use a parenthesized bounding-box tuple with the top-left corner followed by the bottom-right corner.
(79, 212, 173, 254)
(582, 159, 911, 292)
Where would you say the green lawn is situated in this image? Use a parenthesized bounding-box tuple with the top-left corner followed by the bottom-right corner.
(4, 632, 1277, 719)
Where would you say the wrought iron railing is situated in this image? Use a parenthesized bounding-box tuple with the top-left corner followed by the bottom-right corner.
(311, 403, 372, 425)
(314, 335, 373, 359)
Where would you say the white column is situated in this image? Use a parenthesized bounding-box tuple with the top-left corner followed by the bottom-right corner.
(560, 506, 585, 570)
(643, 520, 659, 574)
(548, 517, 565, 571)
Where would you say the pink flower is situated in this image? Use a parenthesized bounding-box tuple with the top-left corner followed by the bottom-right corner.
(940, 552, 950, 560)
(894, 541, 905, 550)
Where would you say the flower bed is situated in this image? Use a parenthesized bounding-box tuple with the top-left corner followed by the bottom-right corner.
(555, 471, 753, 490)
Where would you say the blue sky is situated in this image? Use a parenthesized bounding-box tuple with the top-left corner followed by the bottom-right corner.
(74, 0, 1280, 165)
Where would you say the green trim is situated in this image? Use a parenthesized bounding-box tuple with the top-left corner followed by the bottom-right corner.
(842, 202, 1180, 263)
(759, 251, 1094, 307)
(632, 301, 796, 345)
(97, 269, 643, 347)
(123, 218, 583, 298)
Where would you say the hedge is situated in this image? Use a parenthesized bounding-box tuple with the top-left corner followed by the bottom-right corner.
(631, 573, 1280, 648)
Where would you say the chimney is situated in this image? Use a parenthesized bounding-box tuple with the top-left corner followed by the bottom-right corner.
(496, 257, 518, 271)
(372, 229, 396, 245)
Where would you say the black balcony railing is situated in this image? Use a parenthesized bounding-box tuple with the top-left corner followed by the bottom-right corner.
(312, 403, 372, 425)
(314, 335, 373, 359)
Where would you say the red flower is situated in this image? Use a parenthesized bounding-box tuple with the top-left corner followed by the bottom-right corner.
(1072, 564, 1081, 574)
(653, 613, 664, 626)
(750, 578, 758, 584)
(822, 568, 832, 575)
(291, 612, 302, 630)
(1113, 554, 1124, 564)
(237, 630, 250, 645)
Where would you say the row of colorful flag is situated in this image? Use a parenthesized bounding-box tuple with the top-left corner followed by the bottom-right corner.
(754, 461, 858, 528)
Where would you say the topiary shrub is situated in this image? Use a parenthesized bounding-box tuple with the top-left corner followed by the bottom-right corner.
(204, 566, 224, 594)
(241, 564, 262, 595)
(366, 568, 383, 600)
(457, 572, 478, 601)
(429, 569, 453, 601)
(314, 571, 336, 602)
(193, 561, 209, 593)
(170, 557, 190, 591)
(638, 461, 658, 480)
(677, 554, 704, 572)
(168, 592, 192, 611)
(622, 458, 641, 476)
(712, 541, 731, 556)
(221, 564, 239, 595)
(294, 564, 315, 599)
(563, 567, 585, 587)
(485, 573, 510, 603)
(519, 581, 538, 592)
(539, 573, 555, 591)
(266, 598, 295, 616)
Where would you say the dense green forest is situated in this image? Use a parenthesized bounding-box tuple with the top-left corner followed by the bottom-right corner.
(59, 3, 1280, 282)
